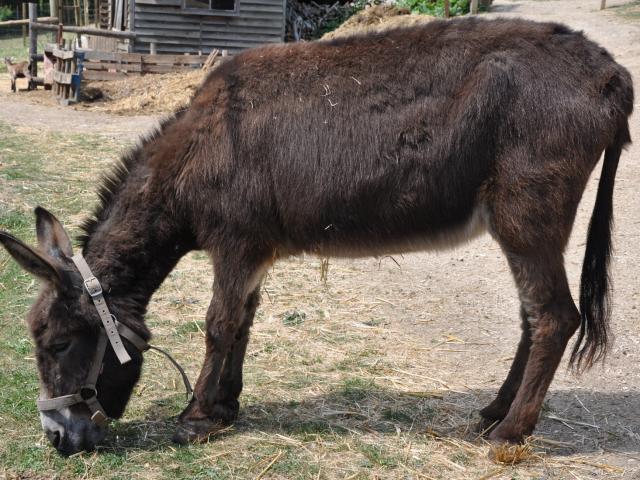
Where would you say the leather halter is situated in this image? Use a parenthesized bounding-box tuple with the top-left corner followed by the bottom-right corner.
(36, 254, 193, 426)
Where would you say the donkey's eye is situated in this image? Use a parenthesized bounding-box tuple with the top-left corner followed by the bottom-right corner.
(49, 341, 71, 354)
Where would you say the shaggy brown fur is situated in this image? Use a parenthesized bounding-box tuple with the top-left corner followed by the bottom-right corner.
(0, 17, 633, 455)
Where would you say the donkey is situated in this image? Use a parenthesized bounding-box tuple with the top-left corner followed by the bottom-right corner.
(0, 17, 633, 455)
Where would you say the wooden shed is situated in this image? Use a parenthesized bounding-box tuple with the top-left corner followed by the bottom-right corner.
(98, 0, 286, 54)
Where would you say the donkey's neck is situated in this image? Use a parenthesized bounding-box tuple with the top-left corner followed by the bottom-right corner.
(80, 163, 194, 333)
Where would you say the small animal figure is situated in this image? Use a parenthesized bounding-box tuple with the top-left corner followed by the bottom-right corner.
(4, 57, 32, 92)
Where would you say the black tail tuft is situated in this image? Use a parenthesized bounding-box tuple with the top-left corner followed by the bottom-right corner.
(570, 125, 631, 372)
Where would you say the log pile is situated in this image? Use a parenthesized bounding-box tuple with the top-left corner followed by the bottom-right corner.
(286, 0, 361, 41)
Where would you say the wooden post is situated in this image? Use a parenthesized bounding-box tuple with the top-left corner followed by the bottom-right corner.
(114, 0, 123, 30)
(28, 3, 38, 84)
(50, 0, 58, 18)
(75, 0, 81, 25)
(149, 42, 156, 54)
(129, 0, 135, 32)
(470, 0, 478, 14)
(22, 3, 28, 47)
(84, 0, 90, 26)
(600, 0, 606, 9)
(444, 0, 450, 18)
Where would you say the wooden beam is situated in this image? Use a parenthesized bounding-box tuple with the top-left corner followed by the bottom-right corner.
(129, 0, 136, 34)
(31, 22, 137, 38)
(29, 3, 38, 81)
(22, 3, 27, 46)
(114, 0, 124, 30)
(83, 70, 129, 80)
(0, 16, 59, 27)
(84, 0, 90, 26)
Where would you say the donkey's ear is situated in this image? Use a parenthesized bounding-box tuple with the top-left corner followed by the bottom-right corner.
(0, 231, 65, 285)
(35, 207, 73, 259)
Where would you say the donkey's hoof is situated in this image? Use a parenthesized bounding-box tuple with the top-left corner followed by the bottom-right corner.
(172, 418, 227, 445)
(487, 427, 524, 449)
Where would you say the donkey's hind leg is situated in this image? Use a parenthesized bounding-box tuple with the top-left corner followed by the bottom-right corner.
(489, 253, 580, 444)
(173, 247, 272, 444)
(477, 307, 531, 433)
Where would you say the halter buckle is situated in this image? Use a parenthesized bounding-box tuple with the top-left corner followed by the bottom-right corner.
(90, 410, 109, 426)
(83, 276, 103, 298)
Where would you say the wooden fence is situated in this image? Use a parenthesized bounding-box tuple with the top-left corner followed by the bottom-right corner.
(79, 51, 211, 80)
(50, 46, 84, 104)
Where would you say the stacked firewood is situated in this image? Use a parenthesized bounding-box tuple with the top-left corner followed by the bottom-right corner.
(286, 0, 360, 41)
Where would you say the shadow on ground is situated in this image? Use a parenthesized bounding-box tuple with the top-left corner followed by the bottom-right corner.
(101, 387, 640, 457)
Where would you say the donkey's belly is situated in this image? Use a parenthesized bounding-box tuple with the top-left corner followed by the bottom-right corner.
(294, 203, 490, 258)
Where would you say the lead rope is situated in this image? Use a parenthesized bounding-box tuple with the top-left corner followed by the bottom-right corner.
(115, 322, 193, 400)
(147, 345, 194, 401)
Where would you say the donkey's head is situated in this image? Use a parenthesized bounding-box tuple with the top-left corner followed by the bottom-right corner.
(0, 208, 144, 455)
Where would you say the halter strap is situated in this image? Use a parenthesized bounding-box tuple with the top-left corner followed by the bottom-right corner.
(72, 254, 131, 364)
(37, 254, 193, 426)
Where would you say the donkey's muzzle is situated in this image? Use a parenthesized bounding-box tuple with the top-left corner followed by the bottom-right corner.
(41, 409, 107, 456)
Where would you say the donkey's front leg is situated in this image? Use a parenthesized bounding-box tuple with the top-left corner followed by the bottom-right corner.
(206, 287, 261, 424)
(477, 307, 531, 434)
(173, 252, 270, 444)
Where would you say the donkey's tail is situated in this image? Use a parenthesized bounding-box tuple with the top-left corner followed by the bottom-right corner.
(570, 122, 631, 371)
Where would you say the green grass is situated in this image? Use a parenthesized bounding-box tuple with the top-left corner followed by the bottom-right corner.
(611, 0, 640, 21)
(0, 36, 29, 73)
(0, 32, 79, 73)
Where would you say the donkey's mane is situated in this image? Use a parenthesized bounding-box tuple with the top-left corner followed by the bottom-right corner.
(78, 110, 188, 249)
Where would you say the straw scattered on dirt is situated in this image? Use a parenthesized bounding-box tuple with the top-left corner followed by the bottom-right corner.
(79, 69, 208, 116)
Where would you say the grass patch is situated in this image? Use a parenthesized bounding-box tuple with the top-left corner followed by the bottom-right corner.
(359, 443, 399, 468)
(282, 309, 306, 326)
(0, 32, 78, 73)
(342, 377, 377, 401)
(611, 0, 640, 21)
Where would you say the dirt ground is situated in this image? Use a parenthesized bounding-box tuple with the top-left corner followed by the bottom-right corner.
(0, 0, 639, 477)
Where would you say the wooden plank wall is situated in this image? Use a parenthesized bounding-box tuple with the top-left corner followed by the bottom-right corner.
(132, 0, 285, 54)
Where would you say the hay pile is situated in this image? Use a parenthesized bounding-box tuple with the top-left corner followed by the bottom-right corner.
(322, 4, 435, 39)
(79, 69, 208, 115)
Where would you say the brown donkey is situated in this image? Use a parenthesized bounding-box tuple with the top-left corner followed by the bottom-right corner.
(0, 17, 633, 455)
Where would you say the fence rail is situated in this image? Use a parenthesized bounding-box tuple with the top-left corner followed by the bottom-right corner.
(82, 51, 210, 79)
(44, 44, 215, 81)
(0, 16, 58, 27)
